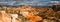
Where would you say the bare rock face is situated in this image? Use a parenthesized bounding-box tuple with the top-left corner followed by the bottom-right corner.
(20, 6, 42, 22)
(0, 6, 60, 22)
(0, 11, 11, 22)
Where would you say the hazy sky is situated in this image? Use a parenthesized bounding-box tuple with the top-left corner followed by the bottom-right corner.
(0, 0, 59, 6)
(0, 0, 59, 2)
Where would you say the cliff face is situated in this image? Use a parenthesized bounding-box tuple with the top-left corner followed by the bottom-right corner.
(0, 11, 11, 22)
(0, 6, 60, 22)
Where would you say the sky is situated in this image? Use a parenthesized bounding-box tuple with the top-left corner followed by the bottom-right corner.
(0, 0, 60, 6)
(0, 0, 59, 2)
